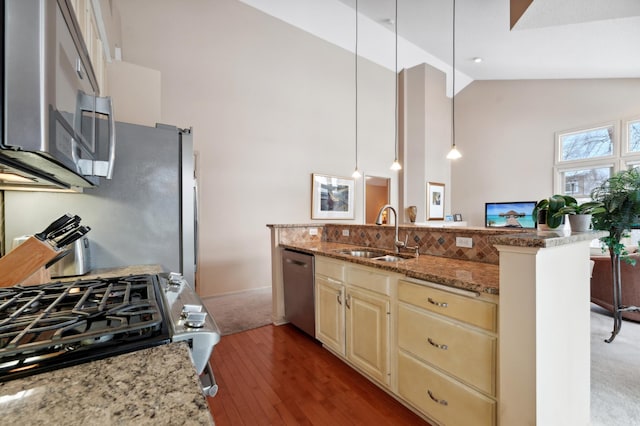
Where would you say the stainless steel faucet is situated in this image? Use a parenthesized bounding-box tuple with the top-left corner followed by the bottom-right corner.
(375, 204, 406, 253)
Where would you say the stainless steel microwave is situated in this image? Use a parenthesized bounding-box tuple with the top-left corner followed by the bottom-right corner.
(0, 0, 115, 191)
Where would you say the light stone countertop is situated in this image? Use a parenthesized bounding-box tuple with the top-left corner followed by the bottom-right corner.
(56, 264, 165, 282)
(0, 342, 214, 425)
(2, 265, 214, 425)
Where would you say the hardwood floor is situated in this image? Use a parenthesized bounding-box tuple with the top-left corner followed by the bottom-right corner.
(207, 324, 430, 425)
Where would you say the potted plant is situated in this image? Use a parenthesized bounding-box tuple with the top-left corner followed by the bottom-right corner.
(591, 168, 640, 342)
(554, 199, 606, 232)
(532, 194, 573, 229)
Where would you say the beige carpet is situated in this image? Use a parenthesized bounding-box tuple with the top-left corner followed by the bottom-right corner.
(591, 304, 640, 425)
(203, 287, 272, 336)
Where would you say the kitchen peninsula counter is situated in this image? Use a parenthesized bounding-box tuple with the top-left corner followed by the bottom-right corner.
(0, 342, 214, 425)
(281, 241, 500, 295)
(278, 228, 603, 296)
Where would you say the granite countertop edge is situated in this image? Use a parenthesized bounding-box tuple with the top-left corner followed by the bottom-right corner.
(281, 242, 500, 296)
(488, 230, 607, 248)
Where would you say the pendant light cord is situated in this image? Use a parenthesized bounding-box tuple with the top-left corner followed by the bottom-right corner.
(355, 0, 359, 171)
(452, 0, 456, 148)
(394, 0, 398, 162)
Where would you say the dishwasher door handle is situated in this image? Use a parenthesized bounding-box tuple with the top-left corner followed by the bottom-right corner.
(285, 258, 308, 267)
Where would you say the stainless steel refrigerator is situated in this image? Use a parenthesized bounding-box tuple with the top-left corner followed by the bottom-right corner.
(3, 122, 198, 287)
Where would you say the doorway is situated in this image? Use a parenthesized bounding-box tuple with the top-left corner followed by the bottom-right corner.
(365, 176, 390, 224)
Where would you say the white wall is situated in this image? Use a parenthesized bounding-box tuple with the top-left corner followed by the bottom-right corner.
(114, 0, 397, 297)
(399, 63, 451, 223)
(452, 78, 640, 227)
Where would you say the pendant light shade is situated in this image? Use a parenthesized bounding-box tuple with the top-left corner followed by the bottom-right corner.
(352, 0, 361, 179)
(390, 0, 401, 171)
(447, 0, 462, 160)
(446, 145, 462, 159)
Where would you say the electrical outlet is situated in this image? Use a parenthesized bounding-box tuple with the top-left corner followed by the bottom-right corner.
(342, 229, 350, 237)
(309, 228, 318, 236)
(456, 237, 473, 248)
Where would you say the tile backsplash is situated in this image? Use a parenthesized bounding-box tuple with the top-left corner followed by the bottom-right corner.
(273, 223, 528, 265)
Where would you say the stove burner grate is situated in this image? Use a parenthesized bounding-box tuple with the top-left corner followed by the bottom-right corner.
(0, 275, 169, 381)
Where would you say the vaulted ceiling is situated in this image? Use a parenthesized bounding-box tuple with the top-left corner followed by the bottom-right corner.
(240, 0, 640, 83)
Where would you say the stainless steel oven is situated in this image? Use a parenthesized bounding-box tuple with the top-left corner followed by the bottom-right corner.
(0, 273, 220, 397)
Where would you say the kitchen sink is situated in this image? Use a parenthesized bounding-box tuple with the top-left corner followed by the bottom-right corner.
(336, 249, 388, 258)
(373, 255, 406, 262)
(335, 249, 409, 262)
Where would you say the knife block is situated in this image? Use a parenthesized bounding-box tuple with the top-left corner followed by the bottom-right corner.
(0, 237, 58, 287)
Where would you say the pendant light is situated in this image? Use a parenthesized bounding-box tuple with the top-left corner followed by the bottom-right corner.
(446, 0, 462, 160)
(352, 0, 362, 179)
(390, 0, 402, 171)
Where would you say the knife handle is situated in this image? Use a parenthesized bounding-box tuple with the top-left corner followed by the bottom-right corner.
(34, 213, 74, 241)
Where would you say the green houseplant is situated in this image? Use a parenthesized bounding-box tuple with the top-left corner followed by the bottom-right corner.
(554, 199, 606, 232)
(590, 167, 640, 342)
(532, 194, 573, 229)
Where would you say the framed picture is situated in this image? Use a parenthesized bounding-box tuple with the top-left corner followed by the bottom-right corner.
(454, 213, 463, 222)
(426, 182, 445, 220)
(311, 173, 355, 219)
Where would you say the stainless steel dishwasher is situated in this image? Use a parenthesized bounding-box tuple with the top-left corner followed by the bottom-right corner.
(282, 249, 315, 337)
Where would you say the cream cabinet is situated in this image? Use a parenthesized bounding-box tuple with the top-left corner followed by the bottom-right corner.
(396, 279, 498, 426)
(315, 274, 345, 356)
(315, 256, 346, 356)
(69, 0, 109, 95)
(315, 256, 396, 387)
(345, 285, 390, 385)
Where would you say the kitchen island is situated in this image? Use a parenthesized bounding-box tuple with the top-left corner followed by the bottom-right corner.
(0, 342, 214, 425)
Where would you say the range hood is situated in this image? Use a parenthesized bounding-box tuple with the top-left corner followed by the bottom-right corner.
(1, 0, 115, 192)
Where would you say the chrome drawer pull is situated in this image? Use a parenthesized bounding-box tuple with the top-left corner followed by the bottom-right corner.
(427, 337, 448, 350)
(427, 390, 448, 406)
(427, 297, 448, 308)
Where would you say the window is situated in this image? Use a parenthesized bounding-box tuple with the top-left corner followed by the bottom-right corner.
(554, 121, 640, 200)
(561, 166, 613, 199)
(624, 118, 640, 154)
(558, 125, 614, 162)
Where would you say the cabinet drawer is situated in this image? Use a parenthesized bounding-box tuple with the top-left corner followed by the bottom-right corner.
(398, 351, 496, 426)
(315, 256, 345, 281)
(398, 304, 496, 395)
(398, 280, 497, 331)
(346, 265, 391, 296)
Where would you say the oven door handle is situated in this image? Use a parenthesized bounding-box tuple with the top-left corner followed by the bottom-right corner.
(199, 361, 218, 397)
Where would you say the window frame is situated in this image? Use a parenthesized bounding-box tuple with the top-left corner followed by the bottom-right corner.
(621, 115, 640, 158)
(553, 162, 616, 201)
(554, 121, 618, 166)
(553, 121, 621, 198)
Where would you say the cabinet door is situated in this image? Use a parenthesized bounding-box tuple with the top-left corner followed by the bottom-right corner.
(346, 286, 390, 385)
(315, 276, 345, 356)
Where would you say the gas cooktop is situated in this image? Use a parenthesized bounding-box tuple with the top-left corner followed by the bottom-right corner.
(0, 275, 170, 382)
